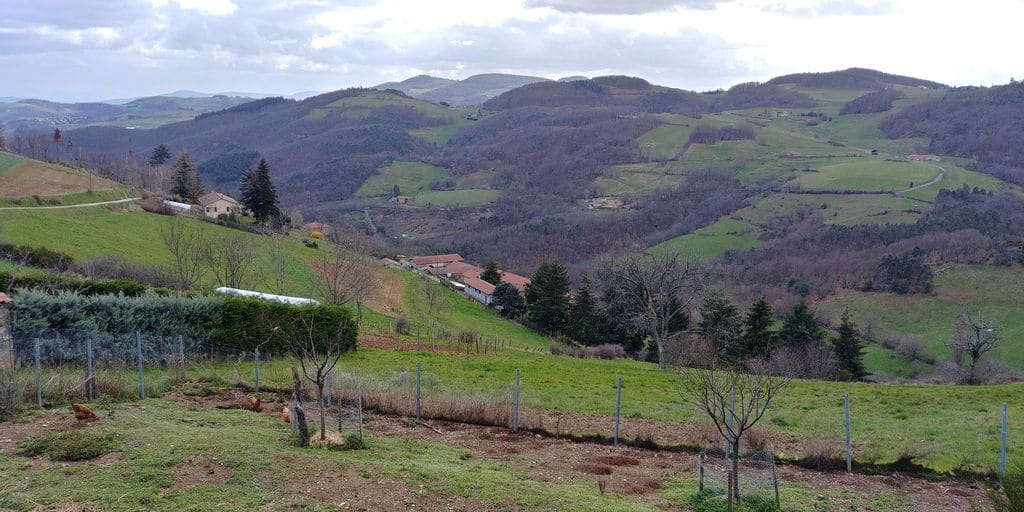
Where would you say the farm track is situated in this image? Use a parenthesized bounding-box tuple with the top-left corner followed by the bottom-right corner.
(0, 197, 139, 210)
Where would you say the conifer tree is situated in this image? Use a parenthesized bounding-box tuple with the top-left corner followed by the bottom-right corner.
(568, 275, 600, 345)
(698, 292, 743, 361)
(740, 298, 775, 359)
(170, 151, 202, 203)
(835, 311, 866, 379)
(492, 282, 527, 319)
(240, 158, 280, 224)
(149, 144, 171, 167)
(778, 300, 823, 347)
(480, 260, 502, 285)
(524, 261, 571, 333)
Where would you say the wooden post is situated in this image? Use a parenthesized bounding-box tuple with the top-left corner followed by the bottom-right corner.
(0, 302, 13, 374)
(290, 367, 309, 446)
(698, 451, 705, 492)
(357, 391, 364, 442)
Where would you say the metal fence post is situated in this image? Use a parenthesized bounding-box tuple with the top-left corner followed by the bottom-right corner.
(1001, 402, 1008, 477)
(357, 391, 364, 442)
(33, 337, 42, 407)
(86, 338, 95, 401)
(698, 451, 705, 492)
(415, 363, 421, 422)
(844, 393, 852, 472)
(614, 376, 622, 445)
(254, 348, 260, 393)
(136, 331, 145, 399)
(177, 334, 185, 381)
(513, 368, 521, 433)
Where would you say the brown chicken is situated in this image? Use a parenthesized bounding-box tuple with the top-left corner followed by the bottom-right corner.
(280, 406, 290, 424)
(248, 397, 262, 412)
(71, 403, 98, 421)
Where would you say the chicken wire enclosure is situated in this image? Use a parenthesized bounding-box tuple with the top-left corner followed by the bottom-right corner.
(699, 449, 780, 507)
(7, 329, 232, 407)
(331, 372, 365, 442)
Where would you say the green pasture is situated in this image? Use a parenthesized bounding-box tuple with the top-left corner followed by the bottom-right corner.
(355, 161, 451, 198)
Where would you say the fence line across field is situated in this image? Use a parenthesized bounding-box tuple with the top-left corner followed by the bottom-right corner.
(6, 334, 1017, 479)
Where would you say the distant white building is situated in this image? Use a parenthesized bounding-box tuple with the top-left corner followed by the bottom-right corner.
(214, 287, 320, 306)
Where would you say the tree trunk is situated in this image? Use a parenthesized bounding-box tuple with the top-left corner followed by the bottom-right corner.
(732, 440, 741, 503)
(317, 382, 327, 441)
(290, 367, 309, 446)
(356, 301, 363, 324)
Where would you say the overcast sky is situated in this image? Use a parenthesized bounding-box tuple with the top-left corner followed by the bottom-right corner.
(2, 0, 1021, 101)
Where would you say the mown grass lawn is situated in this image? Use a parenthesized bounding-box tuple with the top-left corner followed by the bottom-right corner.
(795, 159, 938, 191)
(354, 161, 451, 198)
(649, 217, 761, 259)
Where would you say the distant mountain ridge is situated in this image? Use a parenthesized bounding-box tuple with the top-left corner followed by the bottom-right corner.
(375, 73, 551, 105)
(767, 67, 947, 90)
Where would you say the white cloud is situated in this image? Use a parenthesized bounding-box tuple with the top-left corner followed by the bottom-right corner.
(174, 0, 239, 16)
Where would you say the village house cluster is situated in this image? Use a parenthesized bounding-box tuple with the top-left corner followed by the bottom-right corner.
(380, 254, 530, 306)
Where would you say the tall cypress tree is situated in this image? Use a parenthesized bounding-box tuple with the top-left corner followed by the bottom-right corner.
(149, 144, 171, 167)
(834, 310, 866, 379)
(240, 158, 280, 224)
(698, 292, 743, 361)
(480, 261, 502, 285)
(740, 298, 775, 359)
(778, 300, 823, 347)
(171, 151, 201, 203)
(524, 261, 570, 334)
(492, 282, 527, 319)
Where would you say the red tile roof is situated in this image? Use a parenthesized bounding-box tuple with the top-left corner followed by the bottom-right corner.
(198, 192, 241, 207)
(500, 271, 531, 292)
(0, 292, 11, 304)
(410, 254, 464, 266)
(445, 261, 484, 277)
(462, 276, 496, 295)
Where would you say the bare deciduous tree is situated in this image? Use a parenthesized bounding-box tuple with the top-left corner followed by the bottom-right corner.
(261, 234, 289, 295)
(948, 305, 1001, 384)
(420, 275, 447, 318)
(599, 251, 707, 368)
(272, 308, 356, 442)
(204, 234, 258, 289)
(309, 244, 379, 323)
(160, 217, 206, 289)
(683, 365, 790, 509)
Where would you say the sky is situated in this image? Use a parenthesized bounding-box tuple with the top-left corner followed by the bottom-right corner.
(1, 0, 1022, 102)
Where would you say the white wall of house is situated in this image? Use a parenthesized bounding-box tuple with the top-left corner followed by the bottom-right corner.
(464, 284, 493, 306)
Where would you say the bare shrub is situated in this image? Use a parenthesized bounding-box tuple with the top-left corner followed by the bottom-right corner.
(742, 428, 770, 454)
(395, 315, 411, 335)
(973, 359, 1023, 384)
(801, 437, 841, 470)
(72, 255, 177, 288)
(139, 196, 174, 216)
(548, 339, 626, 360)
(661, 333, 716, 369)
(0, 370, 24, 417)
(766, 344, 837, 379)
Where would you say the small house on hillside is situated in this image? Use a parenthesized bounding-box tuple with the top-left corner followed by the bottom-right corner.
(198, 192, 243, 218)
(908, 154, 941, 162)
(462, 277, 495, 306)
(388, 195, 412, 204)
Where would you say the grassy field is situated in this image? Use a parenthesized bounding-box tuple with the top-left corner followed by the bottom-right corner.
(0, 206, 324, 298)
(822, 265, 1024, 369)
(736, 192, 925, 226)
(637, 122, 693, 159)
(0, 151, 127, 204)
(595, 162, 687, 196)
(0, 151, 25, 178)
(216, 348, 1022, 474)
(0, 396, 947, 511)
(413, 188, 499, 207)
(794, 159, 938, 191)
(355, 161, 451, 198)
(650, 217, 761, 258)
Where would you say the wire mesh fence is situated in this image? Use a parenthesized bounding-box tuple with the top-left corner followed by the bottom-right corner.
(698, 448, 780, 507)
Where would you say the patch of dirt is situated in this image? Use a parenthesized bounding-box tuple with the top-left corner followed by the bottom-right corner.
(0, 412, 93, 455)
(576, 463, 613, 475)
(363, 268, 405, 315)
(0, 162, 118, 198)
(167, 455, 234, 492)
(274, 461, 486, 512)
(589, 455, 641, 467)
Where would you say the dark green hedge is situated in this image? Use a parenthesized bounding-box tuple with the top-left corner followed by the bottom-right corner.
(0, 271, 153, 297)
(10, 290, 357, 356)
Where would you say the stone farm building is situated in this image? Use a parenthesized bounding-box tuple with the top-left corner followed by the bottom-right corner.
(198, 192, 244, 218)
